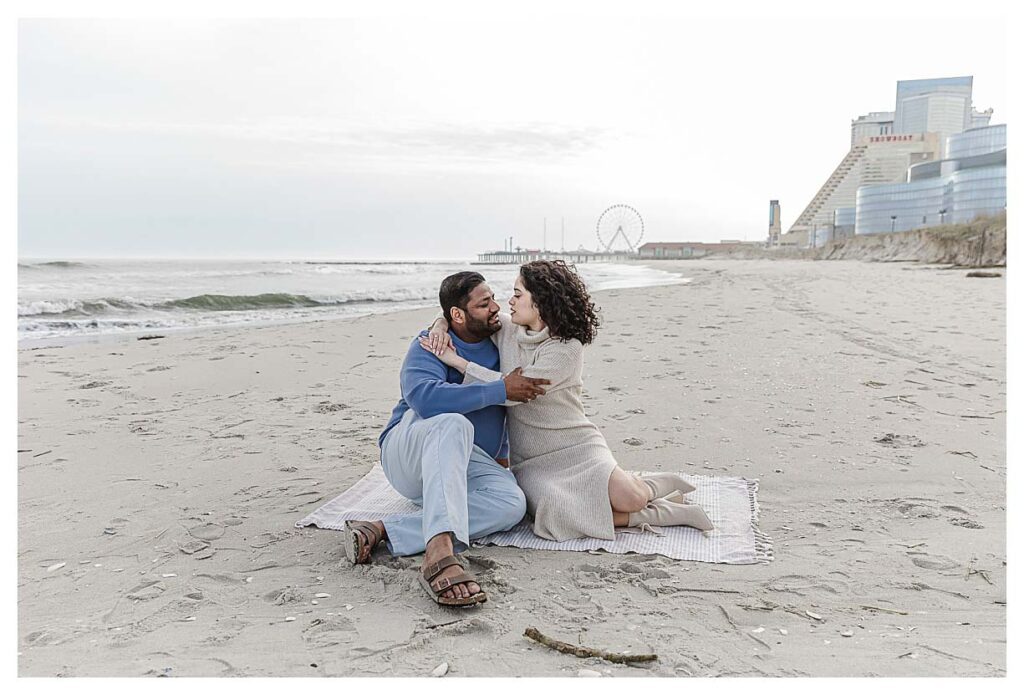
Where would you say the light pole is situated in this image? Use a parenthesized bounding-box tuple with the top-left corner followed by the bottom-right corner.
(890, 215, 897, 233)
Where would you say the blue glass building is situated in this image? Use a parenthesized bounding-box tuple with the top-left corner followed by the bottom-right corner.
(855, 124, 1006, 235)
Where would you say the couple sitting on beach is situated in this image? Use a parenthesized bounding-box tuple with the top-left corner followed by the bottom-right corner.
(344, 261, 713, 606)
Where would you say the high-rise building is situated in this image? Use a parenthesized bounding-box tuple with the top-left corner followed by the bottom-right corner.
(893, 76, 974, 156)
(768, 200, 781, 246)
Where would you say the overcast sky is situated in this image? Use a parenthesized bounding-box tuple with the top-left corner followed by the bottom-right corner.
(18, 15, 1006, 260)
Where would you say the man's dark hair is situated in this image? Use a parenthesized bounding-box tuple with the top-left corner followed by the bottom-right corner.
(439, 271, 486, 323)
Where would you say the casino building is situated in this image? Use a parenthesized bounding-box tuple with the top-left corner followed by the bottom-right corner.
(791, 76, 1000, 245)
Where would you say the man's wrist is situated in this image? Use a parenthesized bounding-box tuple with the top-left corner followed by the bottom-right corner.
(489, 378, 507, 404)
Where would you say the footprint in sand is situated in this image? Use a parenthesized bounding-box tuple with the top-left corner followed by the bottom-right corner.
(201, 617, 250, 646)
(907, 552, 959, 571)
(314, 402, 348, 414)
(766, 574, 849, 596)
(265, 587, 303, 605)
(129, 420, 157, 435)
(190, 573, 246, 607)
(303, 616, 357, 648)
(104, 516, 129, 536)
(188, 522, 226, 541)
(887, 500, 985, 529)
(126, 579, 166, 601)
(640, 567, 671, 580)
(884, 498, 940, 519)
(461, 553, 500, 571)
(873, 433, 925, 448)
(576, 563, 612, 578)
(940, 505, 985, 529)
(618, 561, 645, 575)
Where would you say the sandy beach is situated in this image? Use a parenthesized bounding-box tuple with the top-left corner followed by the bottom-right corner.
(17, 259, 1006, 677)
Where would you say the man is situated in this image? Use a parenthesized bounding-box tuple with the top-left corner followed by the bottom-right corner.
(343, 271, 550, 606)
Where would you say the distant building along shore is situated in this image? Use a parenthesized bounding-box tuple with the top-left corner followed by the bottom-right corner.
(475, 242, 761, 263)
(637, 241, 759, 259)
(475, 249, 636, 264)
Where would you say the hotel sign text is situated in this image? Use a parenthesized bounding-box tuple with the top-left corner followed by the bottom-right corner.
(869, 135, 916, 143)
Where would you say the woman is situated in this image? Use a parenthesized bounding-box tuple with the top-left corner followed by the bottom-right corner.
(421, 260, 713, 542)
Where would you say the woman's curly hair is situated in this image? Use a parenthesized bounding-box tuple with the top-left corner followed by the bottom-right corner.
(519, 260, 601, 345)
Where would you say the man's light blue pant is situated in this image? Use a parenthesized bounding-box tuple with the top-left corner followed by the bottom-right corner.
(380, 409, 527, 557)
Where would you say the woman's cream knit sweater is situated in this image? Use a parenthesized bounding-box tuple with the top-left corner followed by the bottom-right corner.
(462, 313, 618, 541)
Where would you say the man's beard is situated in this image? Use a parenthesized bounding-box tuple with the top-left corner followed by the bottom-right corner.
(465, 312, 500, 340)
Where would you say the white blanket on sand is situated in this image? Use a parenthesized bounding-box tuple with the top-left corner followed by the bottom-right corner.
(295, 465, 773, 564)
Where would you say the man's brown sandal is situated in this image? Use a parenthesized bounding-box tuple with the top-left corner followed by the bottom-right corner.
(418, 555, 487, 607)
(343, 520, 384, 565)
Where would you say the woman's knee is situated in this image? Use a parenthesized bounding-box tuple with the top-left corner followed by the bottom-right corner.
(608, 470, 648, 513)
(612, 489, 648, 514)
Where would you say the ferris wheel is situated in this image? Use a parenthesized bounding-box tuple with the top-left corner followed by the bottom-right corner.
(596, 204, 644, 253)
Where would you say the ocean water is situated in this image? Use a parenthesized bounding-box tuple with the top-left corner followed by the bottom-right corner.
(18, 258, 685, 346)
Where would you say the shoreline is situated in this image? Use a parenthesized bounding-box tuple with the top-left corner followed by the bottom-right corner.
(18, 260, 1005, 676)
(15, 299, 444, 352)
(18, 262, 687, 351)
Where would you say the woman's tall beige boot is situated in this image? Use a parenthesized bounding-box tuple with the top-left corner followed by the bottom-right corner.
(628, 494, 714, 531)
(636, 471, 697, 499)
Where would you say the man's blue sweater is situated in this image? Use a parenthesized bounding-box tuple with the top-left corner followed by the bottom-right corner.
(379, 330, 509, 460)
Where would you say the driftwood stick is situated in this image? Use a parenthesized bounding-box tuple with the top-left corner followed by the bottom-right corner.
(523, 627, 657, 664)
(860, 604, 909, 615)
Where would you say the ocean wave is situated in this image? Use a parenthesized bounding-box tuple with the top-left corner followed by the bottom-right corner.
(18, 299, 87, 316)
(19, 289, 439, 317)
(19, 317, 180, 333)
(311, 264, 423, 275)
(19, 261, 88, 269)
(157, 291, 438, 311)
(167, 268, 297, 278)
(18, 297, 142, 317)
(300, 261, 447, 266)
(159, 293, 324, 311)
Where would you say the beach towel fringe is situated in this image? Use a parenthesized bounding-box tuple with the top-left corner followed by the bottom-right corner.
(746, 477, 775, 564)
